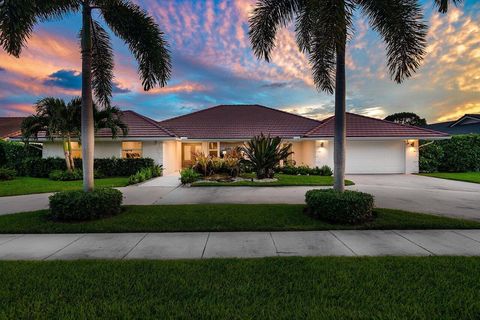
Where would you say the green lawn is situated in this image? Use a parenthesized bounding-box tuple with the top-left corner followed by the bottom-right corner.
(1, 257, 480, 319)
(193, 173, 354, 186)
(0, 176, 130, 197)
(0, 204, 478, 233)
(420, 172, 480, 184)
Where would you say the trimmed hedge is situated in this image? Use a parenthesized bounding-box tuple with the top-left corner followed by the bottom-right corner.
(49, 188, 123, 221)
(305, 189, 374, 224)
(16, 157, 155, 177)
(0, 141, 42, 169)
(278, 165, 333, 176)
(420, 135, 480, 172)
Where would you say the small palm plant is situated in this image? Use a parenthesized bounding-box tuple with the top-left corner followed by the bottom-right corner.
(22, 97, 128, 171)
(22, 97, 81, 172)
(241, 134, 293, 179)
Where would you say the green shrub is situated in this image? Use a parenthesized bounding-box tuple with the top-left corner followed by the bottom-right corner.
(0, 167, 16, 180)
(419, 135, 480, 172)
(49, 169, 82, 181)
(49, 188, 123, 221)
(278, 165, 333, 176)
(419, 142, 444, 173)
(128, 165, 163, 185)
(318, 165, 333, 176)
(180, 168, 201, 184)
(0, 141, 42, 169)
(305, 189, 374, 224)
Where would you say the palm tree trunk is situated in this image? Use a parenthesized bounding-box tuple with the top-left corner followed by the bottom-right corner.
(333, 36, 347, 192)
(67, 135, 75, 170)
(81, 1, 95, 192)
(62, 138, 72, 172)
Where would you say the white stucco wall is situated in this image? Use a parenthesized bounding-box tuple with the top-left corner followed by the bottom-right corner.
(405, 139, 419, 174)
(94, 141, 121, 158)
(162, 140, 181, 174)
(315, 140, 334, 169)
(291, 141, 316, 167)
(314, 139, 419, 174)
(42, 141, 65, 158)
(142, 141, 163, 165)
(42, 140, 165, 165)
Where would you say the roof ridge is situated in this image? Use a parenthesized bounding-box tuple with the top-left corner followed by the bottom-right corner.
(159, 105, 225, 124)
(159, 104, 323, 125)
(123, 110, 177, 137)
(345, 112, 449, 136)
(304, 115, 333, 136)
(250, 104, 323, 124)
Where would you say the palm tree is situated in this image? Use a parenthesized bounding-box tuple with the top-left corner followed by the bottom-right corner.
(1, 0, 171, 191)
(249, 0, 428, 191)
(434, 0, 463, 13)
(22, 97, 81, 172)
(22, 97, 128, 172)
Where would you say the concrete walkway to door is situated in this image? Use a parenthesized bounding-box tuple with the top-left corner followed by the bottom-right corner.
(1, 229, 480, 260)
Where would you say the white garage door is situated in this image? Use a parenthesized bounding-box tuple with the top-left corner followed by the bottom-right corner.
(346, 141, 405, 174)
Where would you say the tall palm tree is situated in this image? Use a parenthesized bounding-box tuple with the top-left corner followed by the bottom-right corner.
(22, 97, 128, 172)
(0, 0, 171, 191)
(434, 0, 463, 13)
(249, 0, 428, 191)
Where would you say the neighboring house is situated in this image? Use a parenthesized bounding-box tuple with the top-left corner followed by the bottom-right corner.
(424, 114, 480, 135)
(0, 117, 25, 140)
(8, 105, 449, 174)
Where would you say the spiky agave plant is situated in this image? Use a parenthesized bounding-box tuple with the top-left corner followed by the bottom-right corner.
(241, 134, 293, 179)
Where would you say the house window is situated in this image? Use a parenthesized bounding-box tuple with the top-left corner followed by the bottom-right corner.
(122, 141, 143, 158)
(208, 142, 219, 157)
(70, 142, 82, 159)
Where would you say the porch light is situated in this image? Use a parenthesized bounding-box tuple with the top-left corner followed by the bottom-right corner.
(293, 136, 301, 140)
(406, 140, 415, 147)
(319, 141, 325, 148)
(180, 137, 188, 140)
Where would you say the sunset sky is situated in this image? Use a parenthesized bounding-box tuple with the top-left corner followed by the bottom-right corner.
(0, 0, 478, 123)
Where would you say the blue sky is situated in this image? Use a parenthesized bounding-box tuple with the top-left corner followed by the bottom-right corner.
(0, 0, 478, 123)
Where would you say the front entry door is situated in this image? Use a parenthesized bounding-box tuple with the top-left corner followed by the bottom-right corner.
(182, 143, 202, 168)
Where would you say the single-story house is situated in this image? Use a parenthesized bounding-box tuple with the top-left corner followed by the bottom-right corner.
(8, 104, 449, 174)
(424, 114, 480, 135)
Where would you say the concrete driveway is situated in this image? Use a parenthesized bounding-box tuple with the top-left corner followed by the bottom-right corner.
(0, 174, 479, 221)
(152, 174, 480, 221)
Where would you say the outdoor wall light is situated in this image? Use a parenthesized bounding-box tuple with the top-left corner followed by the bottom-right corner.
(406, 140, 415, 147)
(319, 141, 325, 148)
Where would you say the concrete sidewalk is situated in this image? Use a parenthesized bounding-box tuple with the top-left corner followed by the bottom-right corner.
(1, 229, 480, 260)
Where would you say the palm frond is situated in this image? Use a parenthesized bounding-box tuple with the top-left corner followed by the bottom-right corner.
(94, 105, 128, 138)
(433, 0, 463, 13)
(91, 19, 114, 107)
(0, 0, 78, 57)
(97, 0, 171, 90)
(357, 0, 428, 83)
(249, 0, 302, 62)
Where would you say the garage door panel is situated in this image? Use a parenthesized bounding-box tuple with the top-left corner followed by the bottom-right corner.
(346, 141, 405, 174)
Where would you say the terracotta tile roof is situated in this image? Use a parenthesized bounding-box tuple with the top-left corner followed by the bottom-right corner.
(7, 110, 174, 140)
(0, 117, 25, 139)
(96, 110, 175, 138)
(159, 104, 322, 139)
(306, 113, 449, 138)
